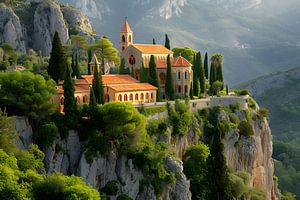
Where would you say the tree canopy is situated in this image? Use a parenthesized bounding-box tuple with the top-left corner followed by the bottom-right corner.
(172, 47, 196, 63)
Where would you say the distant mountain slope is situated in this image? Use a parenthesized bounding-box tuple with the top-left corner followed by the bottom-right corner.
(240, 66, 300, 141)
(60, 0, 300, 84)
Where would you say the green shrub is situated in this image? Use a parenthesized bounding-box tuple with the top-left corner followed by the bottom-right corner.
(229, 114, 239, 124)
(102, 180, 119, 196)
(258, 108, 269, 118)
(117, 194, 133, 200)
(140, 106, 166, 116)
(249, 188, 267, 200)
(170, 100, 193, 136)
(237, 89, 250, 96)
(147, 119, 168, 136)
(248, 97, 257, 109)
(238, 120, 254, 136)
(34, 122, 58, 149)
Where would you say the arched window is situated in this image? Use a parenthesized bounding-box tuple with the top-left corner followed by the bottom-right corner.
(151, 93, 154, 100)
(146, 93, 149, 101)
(159, 73, 166, 85)
(178, 72, 181, 80)
(178, 86, 181, 93)
(129, 55, 136, 65)
(129, 35, 132, 42)
(76, 96, 80, 104)
(135, 93, 139, 101)
(105, 94, 110, 102)
(118, 95, 122, 101)
(141, 93, 144, 101)
(130, 94, 133, 101)
(122, 35, 125, 42)
(122, 46, 125, 51)
(83, 95, 88, 103)
(124, 94, 128, 101)
(185, 71, 188, 80)
(60, 96, 64, 105)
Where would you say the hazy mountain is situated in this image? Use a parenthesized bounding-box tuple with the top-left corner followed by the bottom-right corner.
(60, 0, 300, 84)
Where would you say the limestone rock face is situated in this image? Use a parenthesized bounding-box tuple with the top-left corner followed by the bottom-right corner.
(0, 4, 26, 52)
(15, 117, 33, 150)
(33, 1, 69, 55)
(223, 111, 276, 200)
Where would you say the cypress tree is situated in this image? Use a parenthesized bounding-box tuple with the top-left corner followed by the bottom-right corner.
(87, 49, 92, 75)
(216, 64, 224, 89)
(72, 52, 80, 78)
(119, 58, 129, 74)
(192, 54, 200, 96)
(48, 32, 67, 83)
(89, 87, 96, 107)
(204, 52, 209, 79)
(165, 55, 175, 100)
(226, 84, 229, 95)
(63, 64, 76, 116)
(149, 55, 161, 100)
(92, 63, 105, 104)
(189, 82, 193, 99)
(71, 52, 75, 77)
(196, 51, 205, 94)
(209, 63, 216, 86)
(165, 34, 170, 50)
(140, 62, 149, 83)
(153, 38, 156, 45)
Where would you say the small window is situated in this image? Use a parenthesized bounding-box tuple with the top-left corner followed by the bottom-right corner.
(185, 71, 188, 80)
(129, 55, 136, 65)
(122, 35, 125, 42)
(60, 96, 64, 105)
(178, 72, 181, 80)
(122, 46, 125, 50)
(178, 86, 181, 93)
(135, 93, 139, 101)
(141, 93, 144, 101)
(129, 35, 132, 42)
(130, 94, 133, 101)
(83, 95, 88, 103)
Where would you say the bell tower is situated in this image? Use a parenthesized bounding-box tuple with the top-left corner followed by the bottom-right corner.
(120, 19, 133, 54)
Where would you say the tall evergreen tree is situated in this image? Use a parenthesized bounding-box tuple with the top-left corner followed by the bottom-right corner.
(87, 49, 92, 75)
(204, 52, 209, 79)
(63, 64, 76, 116)
(140, 62, 149, 83)
(48, 32, 67, 83)
(153, 38, 156, 45)
(206, 108, 231, 200)
(189, 82, 193, 99)
(209, 63, 216, 86)
(89, 87, 96, 107)
(149, 55, 161, 100)
(165, 34, 170, 50)
(92, 63, 105, 104)
(165, 55, 175, 100)
(196, 51, 205, 94)
(119, 58, 129, 74)
(192, 54, 200, 96)
(211, 54, 224, 90)
(72, 52, 80, 78)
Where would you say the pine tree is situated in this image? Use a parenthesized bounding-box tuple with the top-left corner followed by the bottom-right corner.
(89, 87, 96, 107)
(204, 52, 209, 79)
(48, 32, 67, 83)
(119, 58, 129, 74)
(87, 49, 92, 75)
(140, 62, 149, 83)
(165, 34, 170, 50)
(153, 38, 156, 45)
(192, 54, 200, 96)
(92, 64, 105, 104)
(149, 55, 161, 100)
(165, 55, 175, 100)
(63, 64, 76, 116)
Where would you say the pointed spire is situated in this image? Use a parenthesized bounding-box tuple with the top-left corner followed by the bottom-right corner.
(121, 18, 133, 33)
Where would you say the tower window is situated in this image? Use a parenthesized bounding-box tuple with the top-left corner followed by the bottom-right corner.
(122, 46, 125, 51)
(178, 86, 182, 93)
(122, 35, 125, 42)
(129, 35, 132, 42)
(185, 71, 188, 79)
(178, 72, 181, 80)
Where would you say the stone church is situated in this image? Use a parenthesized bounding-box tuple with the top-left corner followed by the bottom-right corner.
(120, 20, 193, 98)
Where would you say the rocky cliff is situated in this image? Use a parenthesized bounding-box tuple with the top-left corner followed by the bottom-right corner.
(0, 0, 97, 56)
(14, 103, 278, 200)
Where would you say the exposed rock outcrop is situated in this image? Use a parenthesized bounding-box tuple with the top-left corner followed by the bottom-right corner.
(0, 4, 26, 52)
(32, 0, 69, 55)
(15, 116, 33, 150)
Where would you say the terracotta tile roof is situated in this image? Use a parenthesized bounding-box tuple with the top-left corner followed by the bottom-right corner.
(82, 75, 139, 85)
(109, 83, 157, 92)
(120, 20, 132, 33)
(173, 56, 192, 67)
(55, 85, 90, 94)
(132, 44, 173, 54)
(144, 56, 192, 69)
